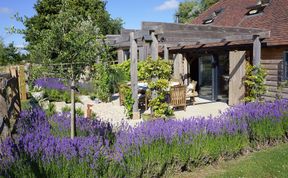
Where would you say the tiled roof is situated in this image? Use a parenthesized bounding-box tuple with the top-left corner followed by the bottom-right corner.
(191, 0, 288, 46)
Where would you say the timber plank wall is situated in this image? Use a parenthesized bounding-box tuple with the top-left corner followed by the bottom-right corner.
(0, 68, 21, 142)
(261, 46, 288, 100)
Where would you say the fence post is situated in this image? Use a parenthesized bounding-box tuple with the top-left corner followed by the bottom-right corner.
(18, 65, 27, 101)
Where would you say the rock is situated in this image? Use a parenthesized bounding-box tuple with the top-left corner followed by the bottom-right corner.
(31, 91, 45, 100)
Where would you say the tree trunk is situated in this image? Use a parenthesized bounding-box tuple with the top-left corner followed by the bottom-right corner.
(71, 80, 76, 139)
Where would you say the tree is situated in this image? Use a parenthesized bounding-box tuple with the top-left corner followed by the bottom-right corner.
(4, 43, 21, 64)
(201, 0, 219, 11)
(16, 0, 121, 139)
(0, 39, 5, 65)
(22, 0, 122, 52)
(0, 40, 24, 66)
(175, 0, 219, 23)
(176, 0, 201, 23)
(29, 1, 105, 139)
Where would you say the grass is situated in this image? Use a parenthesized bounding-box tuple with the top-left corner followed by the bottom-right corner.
(173, 143, 288, 178)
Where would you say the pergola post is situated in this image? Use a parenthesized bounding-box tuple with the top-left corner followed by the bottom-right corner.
(253, 35, 261, 67)
(130, 32, 140, 120)
(173, 53, 183, 81)
(139, 47, 145, 61)
(150, 32, 159, 116)
(183, 55, 188, 85)
(117, 49, 124, 63)
(151, 32, 158, 60)
(164, 44, 169, 60)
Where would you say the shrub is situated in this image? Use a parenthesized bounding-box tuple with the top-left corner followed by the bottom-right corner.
(0, 108, 113, 177)
(244, 64, 267, 102)
(1, 100, 288, 177)
(116, 58, 173, 118)
(61, 106, 71, 112)
(76, 108, 84, 117)
(140, 58, 173, 118)
(44, 89, 71, 103)
(45, 103, 56, 117)
(92, 64, 110, 102)
(119, 84, 134, 118)
(93, 63, 127, 102)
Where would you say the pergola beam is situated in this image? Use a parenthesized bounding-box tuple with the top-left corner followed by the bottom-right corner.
(107, 22, 270, 54)
(157, 31, 270, 49)
(142, 21, 265, 34)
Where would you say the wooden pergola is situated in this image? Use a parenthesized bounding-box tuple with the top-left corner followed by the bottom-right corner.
(107, 22, 270, 66)
(106, 22, 271, 119)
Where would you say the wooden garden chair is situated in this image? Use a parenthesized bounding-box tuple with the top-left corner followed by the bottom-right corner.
(169, 85, 187, 111)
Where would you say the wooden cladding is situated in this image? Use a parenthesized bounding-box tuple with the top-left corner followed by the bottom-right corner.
(261, 47, 288, 100)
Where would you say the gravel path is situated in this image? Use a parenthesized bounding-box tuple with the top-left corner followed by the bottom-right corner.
(53, 95, 143, 127)
(53, 95, 229, 127)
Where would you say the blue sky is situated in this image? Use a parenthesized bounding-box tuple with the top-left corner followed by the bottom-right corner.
(0, 0, 182, 48)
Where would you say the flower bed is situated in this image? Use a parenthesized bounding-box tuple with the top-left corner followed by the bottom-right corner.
(1, 100, 288, 177)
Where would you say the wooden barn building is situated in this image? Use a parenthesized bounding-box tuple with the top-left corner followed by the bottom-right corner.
(107, 0, 288, 105)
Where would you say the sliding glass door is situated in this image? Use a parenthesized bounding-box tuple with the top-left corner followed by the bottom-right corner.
(199, 56, 214, 100)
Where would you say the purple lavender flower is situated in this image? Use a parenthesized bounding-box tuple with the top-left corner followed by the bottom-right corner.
(1, 99, 288, 175)
(34, 78, 69, 90)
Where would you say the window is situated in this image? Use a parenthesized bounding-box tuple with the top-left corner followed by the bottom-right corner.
(202, 8, 224, 25)
(203, 18, 214, 25)
(245, 0, 270, 16)
(246, 6, 265, 16)
(284, 52, 288, 80)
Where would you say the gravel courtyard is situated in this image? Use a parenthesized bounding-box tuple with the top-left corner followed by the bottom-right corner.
(53, 95, 230, 127)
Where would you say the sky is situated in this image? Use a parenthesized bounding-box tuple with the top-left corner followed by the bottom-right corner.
(0, 0, 183, 48)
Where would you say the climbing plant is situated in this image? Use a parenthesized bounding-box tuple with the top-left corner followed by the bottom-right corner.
(141, 58, 173, 118)
(244, 63, 267, 102)
(117, 57, 173, 118)
(119, 84, 134, 118)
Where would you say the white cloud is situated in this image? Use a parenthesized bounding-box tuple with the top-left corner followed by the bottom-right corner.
(0, 7, 12, 14)
(155, 0, 179, 11)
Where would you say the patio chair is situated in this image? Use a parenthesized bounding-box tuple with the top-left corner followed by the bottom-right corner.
(186, 80, 198, 105)
(170, 85, 187, 111)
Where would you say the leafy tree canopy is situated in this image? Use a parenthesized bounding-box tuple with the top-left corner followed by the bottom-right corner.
(0, 39, 27, 66)
(0, 39, 5, 65)
(176, 0, 219, 23)
(22, 0, 122, 49)
(30, 2, 106, 81)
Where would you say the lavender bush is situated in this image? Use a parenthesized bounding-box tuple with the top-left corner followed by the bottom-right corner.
(34, 78, 68, 91)
(33, 78, 94, 103)
(1, 100, 288, 177)
(0, 108, 112, 177)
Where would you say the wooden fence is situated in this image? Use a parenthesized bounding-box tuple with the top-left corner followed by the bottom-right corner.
(0, 67, 22, 142)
